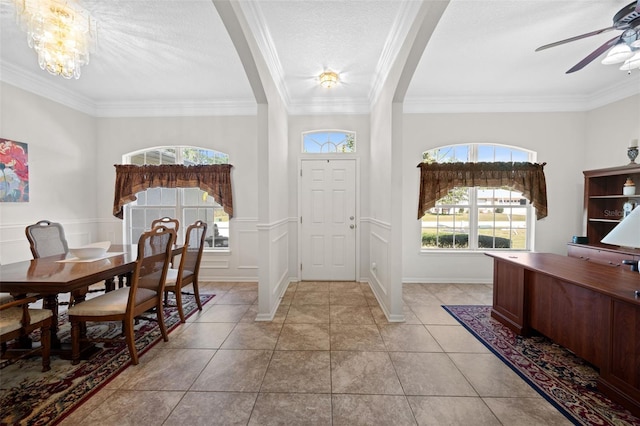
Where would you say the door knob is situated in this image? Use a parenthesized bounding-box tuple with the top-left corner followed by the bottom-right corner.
(350, 224, 355, 229)
(350, 216, 354, 220)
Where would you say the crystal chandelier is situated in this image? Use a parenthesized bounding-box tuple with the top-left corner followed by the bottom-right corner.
(14, 0, 97, 79)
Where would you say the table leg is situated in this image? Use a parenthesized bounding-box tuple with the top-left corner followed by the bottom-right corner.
(71, 289, 89, 338)
(55, 289, 100, 361)
(105, 277, 115, 292)
(118, 273, 130, 288)
(42, 294, 62, 350)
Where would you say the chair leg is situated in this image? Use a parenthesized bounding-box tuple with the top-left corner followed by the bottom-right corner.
(40, 320, 51, 372)
(156, 300, 169, 342)
(193, 279, 203, 312)
(124, 319, 138, 365)
(70, 319, 81, 365)
(175, 288, 185, 323)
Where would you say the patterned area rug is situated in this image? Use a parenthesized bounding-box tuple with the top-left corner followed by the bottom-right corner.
(443, 305, 640, 426)
(0, 293, 214, 425)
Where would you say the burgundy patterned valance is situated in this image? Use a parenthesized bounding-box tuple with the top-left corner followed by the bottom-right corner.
(417, 162, 548, 220)
(113, 164, 233, 219)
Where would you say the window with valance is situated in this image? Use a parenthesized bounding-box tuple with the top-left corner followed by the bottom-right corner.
(113, 164, 234, 220)
(418, 144, 547, 251)
(417, 162, 548, 220)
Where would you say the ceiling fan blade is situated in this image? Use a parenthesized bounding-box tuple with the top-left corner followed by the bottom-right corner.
(535, 26, 615, 51)
(565, 35, 620, 73)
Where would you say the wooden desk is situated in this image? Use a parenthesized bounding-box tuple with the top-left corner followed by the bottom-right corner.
(486, 252, 640, 417)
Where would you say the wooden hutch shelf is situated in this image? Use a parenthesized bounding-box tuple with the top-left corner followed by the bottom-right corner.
(567, 164, 640, 266)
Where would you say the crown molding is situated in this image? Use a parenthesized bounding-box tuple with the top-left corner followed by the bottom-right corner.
(4, 53, 638, 117)
(287, 98, 371, 115)
(404, 77, 640, 113)
(583, 75, 640, 110)
(237, 0, 292, 110)
(94, 100, 258, 118)
(369, 0, 422, 106)
(1, 62, 97, 116)
(403, 95, 591, 113)
(1, 61, 257, 117)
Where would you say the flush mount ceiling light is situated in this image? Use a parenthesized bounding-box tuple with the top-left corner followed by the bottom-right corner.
(319, 71, 339, 88)
(14, 0, 97, 79)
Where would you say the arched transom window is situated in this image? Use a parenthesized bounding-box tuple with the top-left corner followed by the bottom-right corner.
(302, 130, 356, 153)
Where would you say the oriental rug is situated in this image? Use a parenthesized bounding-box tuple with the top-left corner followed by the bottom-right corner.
(443, 305, 640, 426)
(0, 293, 214, 425)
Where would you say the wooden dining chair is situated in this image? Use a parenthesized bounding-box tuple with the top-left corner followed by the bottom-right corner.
(163, 220, 207, 323)
(151, 217, 180, 241)
(25, 220, 69, 259)
(0, 296, 52, 372)
(151, 216, 180, 266)
(0, 293, 14, 305)
(25, 220, 110, 302)
(67, 225, 176, 365)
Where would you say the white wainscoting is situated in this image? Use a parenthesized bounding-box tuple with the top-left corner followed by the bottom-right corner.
(238, 229, 258, 270)
(366, 218, 395, 319)
(256, 218, 293, 321)
(198, 218, 260, 282)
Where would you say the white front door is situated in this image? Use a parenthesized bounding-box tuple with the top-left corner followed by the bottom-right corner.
(300, 159, 356, 280)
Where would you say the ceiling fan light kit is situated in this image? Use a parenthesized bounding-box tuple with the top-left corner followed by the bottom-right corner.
(601, 42, 634, 64)
(537, 0, 640, 74)
(620, 51, 640, 71)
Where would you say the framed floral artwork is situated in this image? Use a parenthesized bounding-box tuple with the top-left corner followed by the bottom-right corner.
(0, 138, 29, 202)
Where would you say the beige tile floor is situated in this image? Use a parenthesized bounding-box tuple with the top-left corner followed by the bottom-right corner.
(59, 281, 572, 425)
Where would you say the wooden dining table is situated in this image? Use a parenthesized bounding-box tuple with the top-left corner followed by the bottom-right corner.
(0, 244, 181, 356)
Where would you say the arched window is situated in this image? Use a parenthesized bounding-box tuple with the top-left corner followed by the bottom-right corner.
(302, 130, 355, 153)
(123, 146, 230, 250)
(420, 144, 536, 251)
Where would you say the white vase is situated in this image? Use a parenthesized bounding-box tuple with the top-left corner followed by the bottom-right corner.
(623, 177, 636, 195)
(623, 185, 636, 196)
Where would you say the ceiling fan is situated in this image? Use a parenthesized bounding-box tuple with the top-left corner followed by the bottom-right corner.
(536, 1, 640, 73)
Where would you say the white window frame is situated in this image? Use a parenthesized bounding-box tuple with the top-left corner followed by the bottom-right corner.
(420, 143, 536, 252)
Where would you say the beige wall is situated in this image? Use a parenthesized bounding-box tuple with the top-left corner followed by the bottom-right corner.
(402, 110, 588, 283)
(585, 94, 640, 170)
(2, 81, 638, 287)
(0, 83, 98, 264)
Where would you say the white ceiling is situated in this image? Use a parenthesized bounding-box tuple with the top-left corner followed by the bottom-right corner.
(1, 0, 639, 117)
